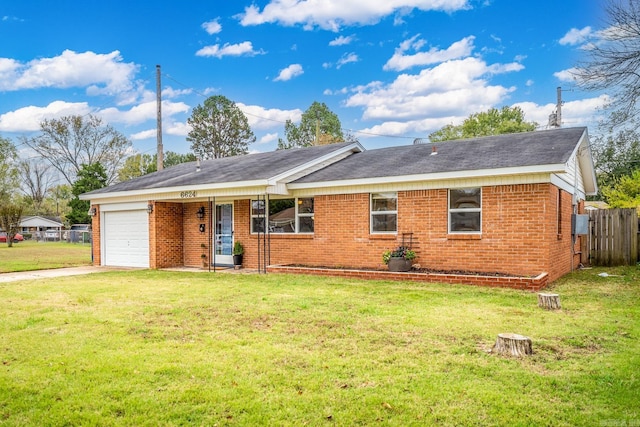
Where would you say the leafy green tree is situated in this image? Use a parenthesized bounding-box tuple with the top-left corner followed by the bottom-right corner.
(187, 95, 254, 159)
(44, 184, 72, 219)
(118, 151, 197, 182)
(67, 163, 107, 225)
(602, 169, 640, 211)
(118, 154, 157, 182)
(591, 128, 640, 194)
(22, 114, 131, 186)
(0, 135, 19, 202)
(0, 202, 23, 247)
(429, 106, 537, 142)
(278, 102, 348, 149)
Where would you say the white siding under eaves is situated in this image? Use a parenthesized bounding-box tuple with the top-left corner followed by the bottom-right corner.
(551, 153, 586, 201)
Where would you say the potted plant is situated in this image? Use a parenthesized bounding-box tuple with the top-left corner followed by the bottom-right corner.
(382, 246, 416, 272)
(233, 241, 244, 268)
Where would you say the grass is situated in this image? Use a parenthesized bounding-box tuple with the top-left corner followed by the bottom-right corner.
(0, 266, 638, 426)
(0, 241, 92, 272)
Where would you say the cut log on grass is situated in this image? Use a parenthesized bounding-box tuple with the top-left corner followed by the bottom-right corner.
(492, 333, 532, 357)
(538, 293, 561, 310)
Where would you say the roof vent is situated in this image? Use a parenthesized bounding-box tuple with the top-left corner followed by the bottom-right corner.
(431, 145, 438, 156)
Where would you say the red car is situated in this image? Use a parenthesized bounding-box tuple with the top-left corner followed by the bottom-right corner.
(0, 232, 24, 243)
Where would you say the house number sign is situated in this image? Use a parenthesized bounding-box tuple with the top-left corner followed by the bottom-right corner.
(180, 191, 197, 198)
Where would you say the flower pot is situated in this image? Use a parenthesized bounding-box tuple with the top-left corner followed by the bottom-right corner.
(387, 257, 412, 272)
(233, 254, 243, 267)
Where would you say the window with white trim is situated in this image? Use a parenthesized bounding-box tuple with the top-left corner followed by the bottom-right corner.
(250, 198, 314, 233)
(448, 188, 481, 233)
(371, 192, 397, 233)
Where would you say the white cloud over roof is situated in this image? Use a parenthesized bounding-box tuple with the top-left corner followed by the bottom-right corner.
(238, 0, 470, 31)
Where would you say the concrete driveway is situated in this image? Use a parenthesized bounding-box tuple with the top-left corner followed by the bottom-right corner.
(0, 266, 132, 283)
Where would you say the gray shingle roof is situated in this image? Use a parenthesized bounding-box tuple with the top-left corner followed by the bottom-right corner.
(85, 127, 588, 197)
(86, 142, 355, 195)
(293, 127, 587, 184)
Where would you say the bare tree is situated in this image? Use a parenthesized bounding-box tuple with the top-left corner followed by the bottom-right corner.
(21, 115, 131, 186)
(20, 160, 54, 214)
(573, 0, 640, 128)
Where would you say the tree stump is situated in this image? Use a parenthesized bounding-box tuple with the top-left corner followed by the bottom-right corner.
(492, 333, 533, 357)
(538, 293, 561, 310)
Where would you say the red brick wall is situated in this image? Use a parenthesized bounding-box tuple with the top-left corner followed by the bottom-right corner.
(150, 202, 184, 268)
(183, 203, 211, 268)
(231, 183, 578, 280)
(138, 183, 580, 281)
(90, 205, 101, 265)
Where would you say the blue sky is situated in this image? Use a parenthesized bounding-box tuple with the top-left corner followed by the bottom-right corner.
(1, 0, 606, 158)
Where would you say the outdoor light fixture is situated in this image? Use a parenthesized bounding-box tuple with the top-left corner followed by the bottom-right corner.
(147, 204, 154, 214)
(196, 206, 205, 220)
(88, 207, 97, 216)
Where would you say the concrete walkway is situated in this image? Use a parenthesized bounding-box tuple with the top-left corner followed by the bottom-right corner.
(0, 266, 132, 283)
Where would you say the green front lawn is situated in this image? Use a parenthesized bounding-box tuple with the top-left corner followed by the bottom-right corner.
(0, 241, 92, 273)
(0, 267, 638, 426)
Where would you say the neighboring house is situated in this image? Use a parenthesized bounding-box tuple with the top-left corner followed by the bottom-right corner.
(81, 127, 597, 287)
(19, 216, 64, 240)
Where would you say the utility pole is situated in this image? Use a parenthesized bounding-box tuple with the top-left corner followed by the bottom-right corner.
(548, 86, 563, 128)
(156, 64, 164, 171)
(556, 86, 562, 128)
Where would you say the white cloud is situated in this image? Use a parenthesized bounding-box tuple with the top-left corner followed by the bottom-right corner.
(259, 132, 279, 144)
(0, 101, 91, 132)
(202, 18, 222, 35)
(98, 100, 190, 126)
(337, 53, 359, 69)
(384, 35, 475, 71)
(514, 95, 608, 129)
(238, 0, 470, 31)
(0, 50, 138, 98)
(346, 57, 521, 121)
(161, 87, 193, 98)
(274, 63, 304, 81)
(196, 41, 265, 58)
(559, 27, 592, 46)
(554, 67, 578, 82)
(237, 103, 302, 130)
(329, 35, 354, 46)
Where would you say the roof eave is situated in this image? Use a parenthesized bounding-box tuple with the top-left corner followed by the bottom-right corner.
(287, 164, 568, 190)
(80, 179, 270, 201)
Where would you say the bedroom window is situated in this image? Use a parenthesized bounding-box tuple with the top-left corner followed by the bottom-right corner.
(251, 198, 314, 233)
(449, 188, 481, 233)
(371, 192, 397, 233)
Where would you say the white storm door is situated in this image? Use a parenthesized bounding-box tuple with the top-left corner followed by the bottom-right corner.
(214, 203, 233, 265)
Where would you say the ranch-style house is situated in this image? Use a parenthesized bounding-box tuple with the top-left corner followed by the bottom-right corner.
(81, 126, 597, 289)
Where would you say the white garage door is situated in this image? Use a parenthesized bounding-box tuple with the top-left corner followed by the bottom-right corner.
(103, 210, 149, 268)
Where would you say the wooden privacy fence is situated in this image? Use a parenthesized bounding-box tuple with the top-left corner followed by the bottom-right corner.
(588, 208, 639, 266)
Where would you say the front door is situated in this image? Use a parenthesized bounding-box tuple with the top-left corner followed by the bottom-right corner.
(214, 203, 233, 265)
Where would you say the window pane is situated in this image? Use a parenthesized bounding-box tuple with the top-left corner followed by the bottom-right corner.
(269, 199, 295, 233)
(299, 216, 314, 233)
(252, 217, 265, 233)
(298, 198, 314, 214)
(251, 200, 265, 216)
(450, 212, 480, 232)
(450, 188, 480, 209)
(372, 193, 397, 211)
(372, 213, 397, 232)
